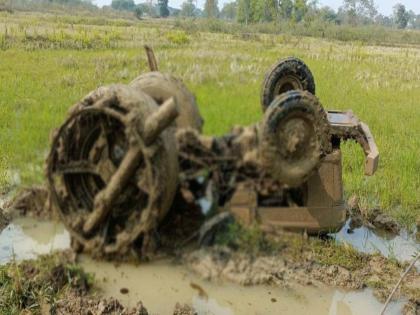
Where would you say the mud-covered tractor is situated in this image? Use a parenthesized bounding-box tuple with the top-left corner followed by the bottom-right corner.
(46, 49, 379, 257)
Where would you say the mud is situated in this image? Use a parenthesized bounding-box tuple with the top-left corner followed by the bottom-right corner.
(80, 256, 406, 315)
(184, 242, 419, 304)
(54, 295, 149, 315)
(347, 194, 401, 233)
(0, 207, 8, 233)
(2, 217, 416, 314)
(3, 186, 50, 219)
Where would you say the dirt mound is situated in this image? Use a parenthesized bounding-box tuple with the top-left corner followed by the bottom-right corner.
(4, 186, 50, 219)
(173, 303, 197, 315)
(403, 298, 420, 315)
(347, 194, 400, 233)
(0, 207, 8, 232)
(184, 240, 419, 303)
(0, 251, 202, 315)
(55, 296, 149, 315)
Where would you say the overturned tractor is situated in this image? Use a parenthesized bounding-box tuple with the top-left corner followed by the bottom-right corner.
(46, 48, 379, 258)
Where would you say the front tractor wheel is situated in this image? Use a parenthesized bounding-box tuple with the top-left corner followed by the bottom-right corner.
(259, 90, 331, 187)
(261, 57, 316, 112)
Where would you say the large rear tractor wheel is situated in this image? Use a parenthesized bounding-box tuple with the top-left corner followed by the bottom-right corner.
(46, 85, 179, 257)
(130, 72, 204, 132)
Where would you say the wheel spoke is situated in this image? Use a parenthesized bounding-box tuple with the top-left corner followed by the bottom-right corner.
(55, 160, 99, 175)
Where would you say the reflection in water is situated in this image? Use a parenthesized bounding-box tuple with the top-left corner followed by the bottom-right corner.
(81, 257, 405, 315)
(333, 220, 420, 269)
(0, 218, 407, 315)
(0, 217, 70, 264)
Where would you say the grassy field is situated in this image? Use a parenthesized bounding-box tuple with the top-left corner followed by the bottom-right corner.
(0, 11, 419, 226)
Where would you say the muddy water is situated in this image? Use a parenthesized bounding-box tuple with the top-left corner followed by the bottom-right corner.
(81, 258, 404, 315)
(333, 220, 420, 270)
(0, 217, 70, 264)
(0, 217, 408, 315)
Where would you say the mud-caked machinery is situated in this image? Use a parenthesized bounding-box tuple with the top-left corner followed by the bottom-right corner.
(46, 49, 379, 257)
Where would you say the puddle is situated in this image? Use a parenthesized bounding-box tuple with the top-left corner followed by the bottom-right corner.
(0, 217, 408, 314)
(333, 220, 420, 269)
(81, 256, 405, 315)
(0, 217, 70, 264)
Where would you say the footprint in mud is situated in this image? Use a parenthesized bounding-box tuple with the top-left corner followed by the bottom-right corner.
(190, 282, 208, 300)
(120, 288, 129, 295)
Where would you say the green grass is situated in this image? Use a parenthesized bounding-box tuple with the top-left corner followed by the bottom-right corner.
(0, 11, 419, 226)
(0, 253, 93, 314)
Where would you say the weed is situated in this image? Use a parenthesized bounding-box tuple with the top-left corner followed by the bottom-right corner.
(0, 253, 93, 315)
(312, 240, 368, 271)
(165, 30, 190, 45)
(215, 223, 275, 255)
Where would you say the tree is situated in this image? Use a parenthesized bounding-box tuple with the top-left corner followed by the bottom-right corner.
(158, 0, 169, 17)
(293, 0, 308, 22)
(180, 0, 197, 17)
(237, 0, 251, 23)
(279, 0, 293, 19)
(220, 1, 237, 20)
(340, 0, 378, 25)
(134, 5, 143, 19)
(393, 3, 409, 29)
(111, 0, 135, 11)
(204, 0, 219, 18)
(318, 6, 339, 23)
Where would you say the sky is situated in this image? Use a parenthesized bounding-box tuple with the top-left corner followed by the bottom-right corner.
(93, 0, 420, 15)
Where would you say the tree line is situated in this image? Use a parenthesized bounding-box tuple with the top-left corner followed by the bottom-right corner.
(199, 0, 420, 29)
(113, 0, 419, 30)
(2, 0, 418, 30)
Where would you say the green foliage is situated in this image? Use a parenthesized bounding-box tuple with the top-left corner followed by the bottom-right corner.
(165, 30, 190, 44)
(237, 0, 251, 23)
(0, 254, 93, 314)
(111, 0, 135, 11)
(134, 6, 143, 19)
(215, 223, 275, 255)
(312, 240, 368, 271)
(204, 0, 219, 18)
(393, 3, 409, 29)
(158, 0, 169, 17)
(180, 0, 197, 17)
(220, 1, 237, 20)
(279, 0, 293, 19)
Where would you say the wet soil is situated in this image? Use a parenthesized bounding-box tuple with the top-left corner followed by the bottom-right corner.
(1, 217, 418, 315)
(0, 208, 8, 233)
(347, 194, 401, 233)
(184, 244, 419, 302)
(2, 186, 51, 220)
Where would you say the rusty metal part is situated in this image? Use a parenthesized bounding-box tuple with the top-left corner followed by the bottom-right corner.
(130, 72, 203, 131)
(46, 85, 179, 256)
(144, 45, 158, 71)
(230, 150, 347, 234)
(328, 110, 379, 175)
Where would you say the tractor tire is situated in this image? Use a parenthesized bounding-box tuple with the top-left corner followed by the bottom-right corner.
(261, 57, 316, 112)
(46, 85, 179, 256)
(259, 90, 331, 187)
(130, 72, 203, 132)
